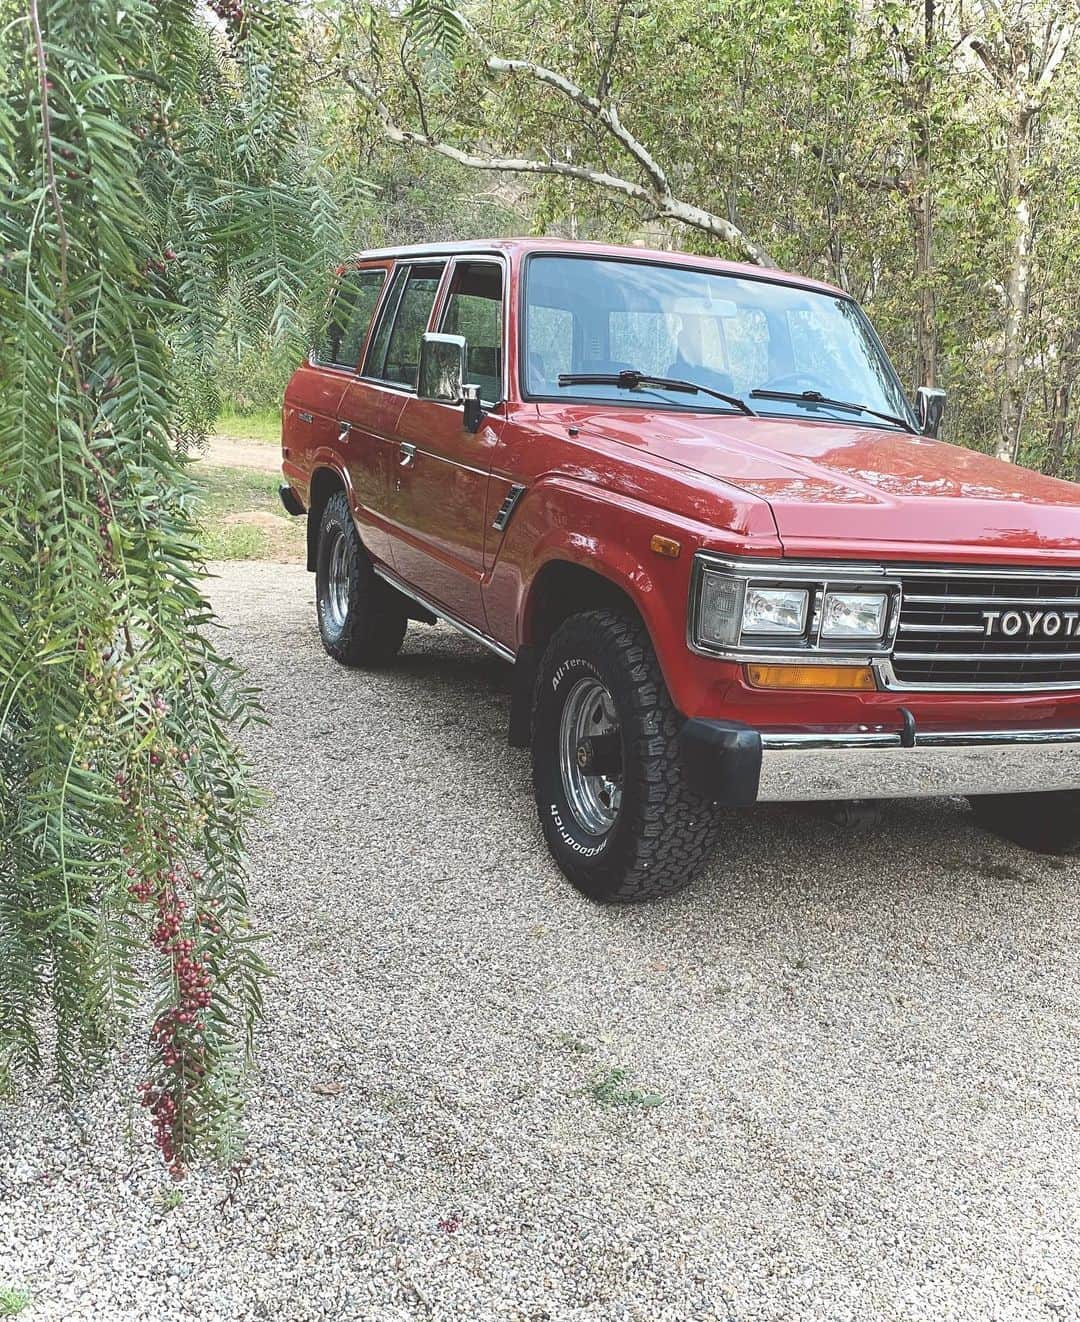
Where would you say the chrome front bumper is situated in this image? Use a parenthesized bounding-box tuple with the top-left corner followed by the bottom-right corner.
(757, 728, 1080, 802)
(678, 720, 1080, 805)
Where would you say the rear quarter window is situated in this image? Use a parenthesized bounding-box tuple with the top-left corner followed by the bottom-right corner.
(316, 267, 387, 369)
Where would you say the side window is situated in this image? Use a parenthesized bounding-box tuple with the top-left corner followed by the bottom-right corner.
(366, 263, 445, 387)
(364, 265, 407, 380)
(439, 261, 503, 403)
(319, 268, 386, 369)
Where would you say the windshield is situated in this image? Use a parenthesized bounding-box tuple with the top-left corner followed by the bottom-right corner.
(522, 255, 914, 427)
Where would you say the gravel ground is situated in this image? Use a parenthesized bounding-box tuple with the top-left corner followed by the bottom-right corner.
(2, 559, 1078, 1322)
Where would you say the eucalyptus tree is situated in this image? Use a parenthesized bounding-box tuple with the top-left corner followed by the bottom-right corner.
(336, 0, 1080, 475)
(0, 0, 336, 1172)
(961, 2, 1077, 462)
(335, 0, 779, 263)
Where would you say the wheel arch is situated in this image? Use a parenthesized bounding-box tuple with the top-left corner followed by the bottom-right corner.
(523, 558, 645, 653)
(508, 556, 659, 750)
(306, 465, 348, 571)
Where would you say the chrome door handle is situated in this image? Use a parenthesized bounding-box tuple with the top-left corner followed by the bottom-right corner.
(337, 420, 352, 443)
(298, 410, 313, 424)
(399, 443, 416, 467)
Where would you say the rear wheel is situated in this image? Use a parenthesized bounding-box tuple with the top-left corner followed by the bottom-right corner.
(968, 790, 1080, 855)
(532, 609, 723, 902)
(315, 492, 407, 666)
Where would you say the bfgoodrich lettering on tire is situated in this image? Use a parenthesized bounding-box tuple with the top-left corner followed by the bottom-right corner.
(531, 609, 724, 902)
(315, 491, 407, 666)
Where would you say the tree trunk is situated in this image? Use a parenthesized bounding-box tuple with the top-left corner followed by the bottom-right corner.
(911, 169, 937, 389)
(997, 109, 1035, 464)
(912, 0, 937, 390)
(1046, 325, 1080, 476)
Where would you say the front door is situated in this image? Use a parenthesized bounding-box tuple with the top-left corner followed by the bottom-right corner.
(388, 259, 506, 624)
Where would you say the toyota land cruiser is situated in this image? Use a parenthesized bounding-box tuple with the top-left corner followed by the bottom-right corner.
(279, 239, 1080, 901)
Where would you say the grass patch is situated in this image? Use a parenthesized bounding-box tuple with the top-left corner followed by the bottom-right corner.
(552, 1031, 594, 1054)
(581, 1067, 664, 1109)
(214, 406, 281, 444)
(190, 463, 304, 562)
(0, 1288, 30, 1317)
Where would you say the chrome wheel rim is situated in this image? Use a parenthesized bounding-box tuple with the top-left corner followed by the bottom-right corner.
(325, 529, 350, 631)
(558, 677, 623, 836)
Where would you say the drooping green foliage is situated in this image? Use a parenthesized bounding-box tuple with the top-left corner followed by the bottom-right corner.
(0, 0, 338, 1172)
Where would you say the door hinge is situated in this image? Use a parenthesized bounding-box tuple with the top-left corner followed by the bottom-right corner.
(492, 484, 526, 532)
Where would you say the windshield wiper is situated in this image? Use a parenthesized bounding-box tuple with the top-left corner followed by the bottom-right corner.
(558, 370, 756, 417)
(749, 388, 916, 434)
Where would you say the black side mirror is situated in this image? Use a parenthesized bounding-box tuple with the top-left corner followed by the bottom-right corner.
(916, 386, 946, 438)
(462, 384, 483, 434)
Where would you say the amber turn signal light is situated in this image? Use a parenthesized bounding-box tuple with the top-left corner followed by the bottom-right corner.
(649, 534, 681, 559)
(746, 664, 877, 691)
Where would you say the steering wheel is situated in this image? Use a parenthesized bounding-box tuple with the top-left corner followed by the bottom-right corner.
(758, 372, 831, 395)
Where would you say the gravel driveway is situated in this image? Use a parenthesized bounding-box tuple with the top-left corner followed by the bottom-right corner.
(2, 559, 1078, 1321)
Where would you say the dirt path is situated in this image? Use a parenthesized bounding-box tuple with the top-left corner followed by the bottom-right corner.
(200, 433, 282, 474)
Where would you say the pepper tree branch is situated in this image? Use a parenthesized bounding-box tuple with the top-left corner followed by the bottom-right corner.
(340, 50, 775, 267)
(30, 0, 83, 391)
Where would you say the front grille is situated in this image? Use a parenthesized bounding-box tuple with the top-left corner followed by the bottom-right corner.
(891, 569, 1080, 689)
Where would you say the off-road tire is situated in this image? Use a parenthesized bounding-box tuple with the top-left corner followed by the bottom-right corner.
(532, 609, 724, 902)
(968, 790, 1080, 855)
(315, 492, 407, 666)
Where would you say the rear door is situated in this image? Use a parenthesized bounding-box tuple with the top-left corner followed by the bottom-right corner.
(338, 261, 446, 569)
(283, 265, 383, 492)
(389, 257, 506, 623)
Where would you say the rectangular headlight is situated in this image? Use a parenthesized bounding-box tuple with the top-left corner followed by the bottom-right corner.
(691, 557, 898, 656)
(742, 586, 810, 637)
(821, 591, 889, 640)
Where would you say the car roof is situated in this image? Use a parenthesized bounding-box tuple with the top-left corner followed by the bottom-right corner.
(343, 236, 847, 300)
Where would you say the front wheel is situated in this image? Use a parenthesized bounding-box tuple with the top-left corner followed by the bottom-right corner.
(968, 790, 1080, 855)
(531, 609, 723, 902)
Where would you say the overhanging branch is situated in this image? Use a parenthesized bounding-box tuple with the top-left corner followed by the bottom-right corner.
(341, 58, 776, 267)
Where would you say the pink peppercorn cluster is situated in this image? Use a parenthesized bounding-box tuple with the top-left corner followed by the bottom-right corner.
(208, 0, 247, 37)
(130, 866, 218, 1179)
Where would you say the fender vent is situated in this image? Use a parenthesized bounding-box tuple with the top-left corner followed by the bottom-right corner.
(492, 484, 526, 532)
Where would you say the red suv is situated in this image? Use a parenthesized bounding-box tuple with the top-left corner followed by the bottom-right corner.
(281, 239, 1080, 901)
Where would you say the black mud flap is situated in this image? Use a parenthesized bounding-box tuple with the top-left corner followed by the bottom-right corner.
(279, 483, 305, 516)
(678, 718, 763, 807)
(508, 645, 537, 748)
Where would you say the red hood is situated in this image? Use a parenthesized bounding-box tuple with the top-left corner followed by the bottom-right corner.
(559, 407, 1080, 562)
